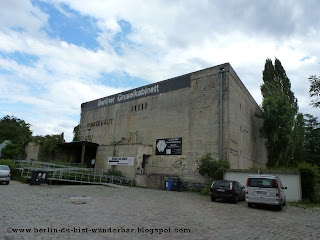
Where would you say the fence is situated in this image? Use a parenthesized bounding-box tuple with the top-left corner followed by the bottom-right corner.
(13, 160, 133, 187)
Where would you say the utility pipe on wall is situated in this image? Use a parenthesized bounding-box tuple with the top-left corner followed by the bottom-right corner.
(219, 67, 224, 161)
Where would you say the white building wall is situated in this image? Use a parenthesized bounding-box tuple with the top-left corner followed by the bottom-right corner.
(224, 170, 302, 202)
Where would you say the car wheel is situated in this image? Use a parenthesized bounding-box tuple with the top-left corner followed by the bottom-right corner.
(5, 181, 9, 185)
(233, 195, 238, 204)
(277, 202, 283, 211)
(248, 202, 253, 208)
(211, 196, 216, 202)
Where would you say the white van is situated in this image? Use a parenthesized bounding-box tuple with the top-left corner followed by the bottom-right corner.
(245, 175, 287, 210)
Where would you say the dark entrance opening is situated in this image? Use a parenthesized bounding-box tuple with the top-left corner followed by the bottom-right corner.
(141, 154, 151, 175)
(59, 141, 99, 167)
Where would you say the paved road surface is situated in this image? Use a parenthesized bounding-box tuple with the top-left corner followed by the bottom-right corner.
(1, 181, 319, 240)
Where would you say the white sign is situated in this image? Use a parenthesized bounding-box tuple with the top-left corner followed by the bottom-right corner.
(107, 157, 134, 166)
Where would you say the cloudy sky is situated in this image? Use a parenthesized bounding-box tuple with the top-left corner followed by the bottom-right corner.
(0, 0, 319, 142)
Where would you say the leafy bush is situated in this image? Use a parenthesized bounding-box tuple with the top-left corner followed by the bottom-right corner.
(200, 184, 211, 196)
(0, 115, 32, 159)
(107, 169, 123, 177)
(131, 179, 137, 187)
(198, 153, 230, 180)
(1, 143, 25, 159)
(298, 162, 319, 202)
(33, 134, 65, 161)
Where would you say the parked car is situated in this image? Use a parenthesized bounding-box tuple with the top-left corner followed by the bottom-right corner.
(245, 175, 287, 210)
(210, 180, 245, 203)
(0, 165, 11, 185)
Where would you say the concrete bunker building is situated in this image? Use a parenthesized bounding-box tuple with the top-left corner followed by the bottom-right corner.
(79, 63, 267, 188)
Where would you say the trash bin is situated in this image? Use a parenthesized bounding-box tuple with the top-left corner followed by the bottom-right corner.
(172, 180, 182, 192)
(30, 171, 48, 185)
(165, 180, 173, 191)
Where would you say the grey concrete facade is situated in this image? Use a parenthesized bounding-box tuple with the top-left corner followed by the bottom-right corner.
(25, 141, 40, 161)
(79, 63, 267, 187)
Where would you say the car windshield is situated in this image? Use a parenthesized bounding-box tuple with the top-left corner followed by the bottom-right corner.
(248, 178, 276, 188)
(213, 181, 231, 188)
(0, 165, 9, 170)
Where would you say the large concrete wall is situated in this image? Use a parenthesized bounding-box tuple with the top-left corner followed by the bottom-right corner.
(227, 67, 267, 169)
(79, 63, 267, 186)
(25, 141, 40, 161)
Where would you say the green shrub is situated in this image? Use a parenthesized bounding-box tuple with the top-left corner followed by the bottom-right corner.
(131, 179, 137, 187)
(298, 162, 319, 202)
(107, 169, 123, 177)
(200, 184, 211, 196)
(198, 153, 230, 180)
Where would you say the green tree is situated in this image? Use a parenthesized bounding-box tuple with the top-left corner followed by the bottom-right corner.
(304, 114, 320, 167)
(198, 153, 230, 179)
(259, 58, 298, 167)
(0, 115, 32, 159)
(33, 134, 65, 161)
(73, 124, 80, 141)
(308, 75, 320, 108)
(292, 113, 306, 166)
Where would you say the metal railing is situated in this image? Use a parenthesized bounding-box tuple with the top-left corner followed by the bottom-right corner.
(14, 160, 133, 187)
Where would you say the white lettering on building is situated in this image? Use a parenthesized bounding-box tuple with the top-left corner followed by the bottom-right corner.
(98, 97, 115, 107)
(97, 84, 160, 107)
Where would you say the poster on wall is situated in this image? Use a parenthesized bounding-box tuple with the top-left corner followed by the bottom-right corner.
(156, 138, 182, 155)
(107, 157, 134, 166)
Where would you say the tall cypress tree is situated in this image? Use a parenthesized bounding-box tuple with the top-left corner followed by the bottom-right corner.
(259, 58, 298, 167)
(309, 75, 320, 108)
(304, 114, 320, 167)
(274, 59, 298, 114)
(292, 113, 306, 166)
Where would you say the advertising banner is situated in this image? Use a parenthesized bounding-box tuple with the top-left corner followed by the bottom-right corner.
(107, 157, 134, 166)
(156, 138, 182, 155)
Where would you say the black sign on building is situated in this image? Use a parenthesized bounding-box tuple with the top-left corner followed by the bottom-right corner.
(156, 138, 182, 155)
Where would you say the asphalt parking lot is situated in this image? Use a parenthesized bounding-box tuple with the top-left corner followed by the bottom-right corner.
(1, 181, 319, 240)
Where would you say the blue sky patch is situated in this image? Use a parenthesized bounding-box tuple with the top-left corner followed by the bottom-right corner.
(300, 56, 311, 62)
(0, 101, 35, 117)
(98, 72, 150, 89)
(111, 20, 136, 55)
(0, 68, 13, 75)
(34, 1, 101, 50)
(10, 27, 25, 33)
(0, 52, 39, 67)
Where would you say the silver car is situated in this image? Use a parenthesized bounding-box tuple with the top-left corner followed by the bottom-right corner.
(0, 165, 11, 185)
(245, 175, 287, 210)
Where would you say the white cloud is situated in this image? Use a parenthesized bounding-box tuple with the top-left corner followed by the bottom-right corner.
(0, 0, 48, 34)
(1, 0, 320, 141)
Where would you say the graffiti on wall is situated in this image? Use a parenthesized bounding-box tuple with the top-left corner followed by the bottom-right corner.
(83, 135, 93, 142)
(173, 158, 187, 171)
(86, 118, 113, 128)
(127, 131, 144, 144)
(78, 128, 93, 142)
(192, 152, 201, 173)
